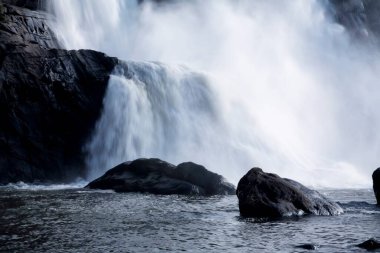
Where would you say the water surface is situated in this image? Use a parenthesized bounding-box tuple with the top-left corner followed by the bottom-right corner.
(0, 187, 379, 252)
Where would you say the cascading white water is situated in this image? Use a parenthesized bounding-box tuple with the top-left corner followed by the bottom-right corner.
(84, 63, 250, 181)
(49, 0, 380, 187)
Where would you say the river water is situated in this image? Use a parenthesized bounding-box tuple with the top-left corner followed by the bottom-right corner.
(0, 187, 378, 252)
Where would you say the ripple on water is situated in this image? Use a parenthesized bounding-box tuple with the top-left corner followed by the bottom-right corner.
(0, 188, 379, 252)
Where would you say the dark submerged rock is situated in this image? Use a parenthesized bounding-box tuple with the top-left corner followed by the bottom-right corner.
(357, 239, 380, 250)
(236, 168, 343, 218)
(373, 168, 380, 205)
(295, 244, 319, 250)
(0, 2, 123, 183)
(86, 158, 236, 195)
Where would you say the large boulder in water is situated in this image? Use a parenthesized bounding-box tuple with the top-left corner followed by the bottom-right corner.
(357, 239, 380, 250)
(236, 168, 343, 218)
(86, 158, 236, 195)
(373, 168, 380, 205)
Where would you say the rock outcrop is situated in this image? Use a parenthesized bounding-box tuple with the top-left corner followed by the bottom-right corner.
(373, 168, 380, 205)
(0, 2, 57, 49)
(0, 0, 43, 11)
(329, 0, 380, 42)
(0, 2, 123, 183)
(236, 168, 343, 218)
(86, 158, 236, 195)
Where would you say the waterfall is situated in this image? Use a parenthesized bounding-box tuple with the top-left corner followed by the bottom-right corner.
(84, 63, 253, 182)
(48, 0, 380, 187)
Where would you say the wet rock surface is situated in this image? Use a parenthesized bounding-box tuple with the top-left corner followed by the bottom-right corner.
(236, 168, 343, 218)
(86, 158, 236, 195)
(0, 2, 58, 49)
(373, 168, 380, 205)
(0, 1, 122, 183)
(0, 0, 43, 11)
(295, 244, 319, 250)
(329, 0, 380, 42)
(356, 239, 380, 250)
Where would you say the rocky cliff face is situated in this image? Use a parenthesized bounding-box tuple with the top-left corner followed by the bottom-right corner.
(0, 1, 123, 183)
(0, 3, 57, 49)
(329, 0, 380, 42)
(0, 0, 44, 11)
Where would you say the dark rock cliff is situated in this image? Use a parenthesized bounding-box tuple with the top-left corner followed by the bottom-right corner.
(0, 1, 122, 183)
(329, 0, 380, 42)
(0, 3, 57, 49)
(0, 0, 44, 11)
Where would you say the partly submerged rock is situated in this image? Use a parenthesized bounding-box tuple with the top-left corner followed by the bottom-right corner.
(356, 239, 380, 250)
(236, 168, 343, 218)
(295, 244, 319, 250)
(373, 168, 380, 205)
(86, 158, 236, 195)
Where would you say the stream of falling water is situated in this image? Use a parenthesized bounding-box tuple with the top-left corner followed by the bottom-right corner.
(49, 0, 380, 187)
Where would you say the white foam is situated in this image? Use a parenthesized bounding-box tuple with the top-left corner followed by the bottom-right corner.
(1, 181, 88, 191)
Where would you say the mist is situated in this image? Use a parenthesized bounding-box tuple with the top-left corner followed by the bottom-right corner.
(49, 0, 380, 188)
